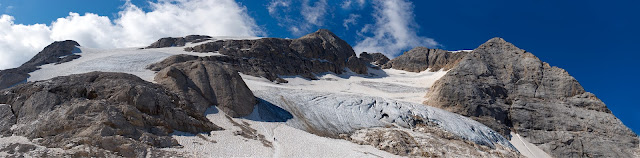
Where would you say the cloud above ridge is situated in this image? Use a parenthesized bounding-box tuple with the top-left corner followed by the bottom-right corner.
(353, 0, 438, 57)
(267, 0, 329, 35)
(0, 0, 261, 70)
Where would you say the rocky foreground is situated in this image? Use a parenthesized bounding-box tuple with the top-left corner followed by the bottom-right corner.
(0, 29, 638, 157)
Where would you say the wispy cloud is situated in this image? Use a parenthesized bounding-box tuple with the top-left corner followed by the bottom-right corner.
(341, 0, 366, 9)
(353, 0, 437, 57)
(343, 14, 360, 30)
(267, 0, 328, 35)
(302, 0, 328, 26)
(0, 0, 262, 70)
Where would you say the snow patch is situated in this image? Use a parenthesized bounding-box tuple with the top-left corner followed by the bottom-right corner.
(163, 106, 399, 157)
(449, 50, 473, 53)
(28, 46, 222, 82)
(509, 132, 552, 158)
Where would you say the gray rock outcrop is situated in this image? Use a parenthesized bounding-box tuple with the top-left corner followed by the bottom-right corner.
(359, 52, 390, 66)
(424, 37, 639, 157)
(0, 72, 221, 157)
(382, 47, 469, 72)
(146, 35, 211, 48)
(154, 60, 257, 117)
(181, 29, 368, 81)
(346, 56, 368, 74)
(0, 40, 80, 90)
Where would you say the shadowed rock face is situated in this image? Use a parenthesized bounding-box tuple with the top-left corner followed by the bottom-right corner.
(0, 40, 80, 90)
(181, 29, 368, 81)
(154, 60, 257, 117)
(359, 52, 390, 67)
(146, 35, 211, 48)
(382, 47, 469, 72)
(424, 37, 639, 158)
(0, 72, 221, 157)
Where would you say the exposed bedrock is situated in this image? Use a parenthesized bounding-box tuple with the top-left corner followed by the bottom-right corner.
(145, 35, 212, 48)
(180, 29, 369, 81)
(359, 52, 390, 67)
(0, 40, 80, 90)
(154, 60, 257, 118)
(424, 37, 639, 157)
(382, 47, 469, 72)
(0, 72, 221, 157)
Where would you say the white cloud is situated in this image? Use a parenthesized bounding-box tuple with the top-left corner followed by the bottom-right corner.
(341, 0, 352, 9)
(353, 0, 438, 57)
(0, 0, 261, 70)
(267, 0, 328, 35)
(341, 0, 366, 9)
(302, 0, 328, 26)
(343, 14, 360, 30)
(267, 0, 290, 15)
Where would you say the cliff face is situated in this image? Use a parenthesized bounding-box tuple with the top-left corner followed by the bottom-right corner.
(424, 37, 639, 157)
(382, 47, 469, 72)
(179, 29, 369, 82)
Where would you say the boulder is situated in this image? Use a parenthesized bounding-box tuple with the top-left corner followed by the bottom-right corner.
(155, 60, 257, 117)
(424, 37, 639, 157)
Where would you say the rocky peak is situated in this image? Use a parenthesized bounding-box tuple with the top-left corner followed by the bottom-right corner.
(180, 29, 367, 82)
(291, 29, 356, 65)
(0, 40, 81, 90)
(424, 37, 638, 157)
(21, 40, 80, 68)
(146, 35, 211, 48)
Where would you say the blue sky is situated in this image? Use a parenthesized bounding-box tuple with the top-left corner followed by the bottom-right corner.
(0, 0, 638, 134)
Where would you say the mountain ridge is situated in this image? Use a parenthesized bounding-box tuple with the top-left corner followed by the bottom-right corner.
(0, 29, 637, 157)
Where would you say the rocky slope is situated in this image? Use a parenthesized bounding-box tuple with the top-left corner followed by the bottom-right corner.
(359, 52, 390, 67)
(145, 35, 211, 48)
(0, 72, 221, 157)
(423, 37, 639, 157)
(0, 29, 637, 157)
(174, 29, 369, 82)
(154, 60, 256, 117)
(382, 47, 469, 72)
(0, 40, 80, 90)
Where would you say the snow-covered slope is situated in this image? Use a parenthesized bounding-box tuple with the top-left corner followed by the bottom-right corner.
(6, 39, 531, 157)
(242, 71, 514, 149)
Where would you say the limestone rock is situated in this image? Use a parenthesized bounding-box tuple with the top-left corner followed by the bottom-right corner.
(182, 29, 367, 81)
(20, 40, 81, 69)
(359, 52, 390, 66)
(382, 47, 469, 72)
(349, 127, 523, 157)
(0, 70, 29, 90)
(146, 35, 211, 48)
(0, 72, 221, 157)
(424, 37, 639, 157)
(0, 104, 15, 136)
(0, 40, 81, 90)
(346, 56, 367, 74)
(155, 60, 257, 117)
